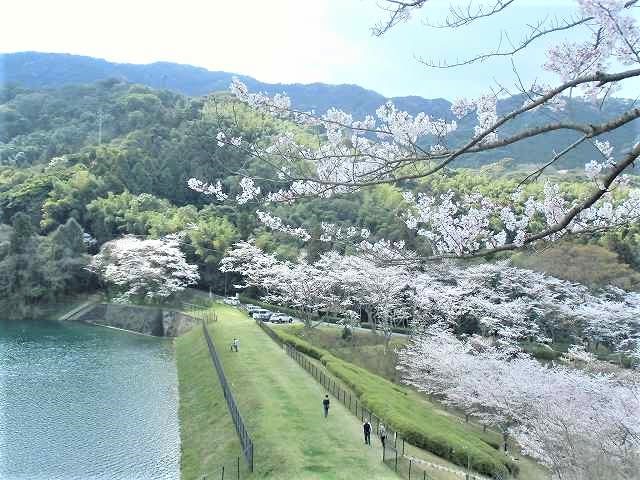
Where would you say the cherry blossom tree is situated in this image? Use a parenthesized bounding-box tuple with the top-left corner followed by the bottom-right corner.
(411, 261, 591, 346)
(223, 241, 640, 357)
(398, 323, 640, 480)
(189, 0, 640, 263)
(221, 242, 412, 339)
(90, 235, 200, 303)
(220, 241, 351, 328)
(314, 252, 414, 350)
(568, 288, 640, 363)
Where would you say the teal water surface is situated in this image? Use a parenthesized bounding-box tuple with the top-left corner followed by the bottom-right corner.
(0, 320, 180, 480)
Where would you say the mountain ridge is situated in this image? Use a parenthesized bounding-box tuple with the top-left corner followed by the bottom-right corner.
(0, 51, 452, 118)
(1, 51, 639, 169)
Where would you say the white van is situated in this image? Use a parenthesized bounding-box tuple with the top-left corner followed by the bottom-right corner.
(252, 309, 272, 320)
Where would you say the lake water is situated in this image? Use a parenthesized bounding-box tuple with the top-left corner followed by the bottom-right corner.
(0, 319, 181, 480)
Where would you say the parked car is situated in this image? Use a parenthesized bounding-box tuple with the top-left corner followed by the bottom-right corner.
(245, 305, 261, 314)
(224, 297, 240, 306)
(252, 309, 272, 320)
(270, 313, 293, 324)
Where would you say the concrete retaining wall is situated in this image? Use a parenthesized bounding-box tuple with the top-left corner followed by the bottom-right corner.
(73, 303, 197, 337)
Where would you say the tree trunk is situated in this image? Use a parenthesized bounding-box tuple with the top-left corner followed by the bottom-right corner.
(367, 307, 377, 335)
(383, 331, 392, 355)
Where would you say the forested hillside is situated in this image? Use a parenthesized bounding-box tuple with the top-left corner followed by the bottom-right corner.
(1, 80, 639, 317)
(2, 52, 639, 168)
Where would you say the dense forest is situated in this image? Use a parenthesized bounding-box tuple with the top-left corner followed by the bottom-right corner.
(1, 79, 639, 317)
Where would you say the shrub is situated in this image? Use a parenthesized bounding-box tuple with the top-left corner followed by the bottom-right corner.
(522, 342, 562, 361)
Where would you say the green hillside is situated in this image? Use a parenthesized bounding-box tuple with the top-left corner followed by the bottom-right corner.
(1, 80, 639, 318)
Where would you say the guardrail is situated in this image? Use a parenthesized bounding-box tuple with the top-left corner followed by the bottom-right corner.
(202, 319, 254, 472)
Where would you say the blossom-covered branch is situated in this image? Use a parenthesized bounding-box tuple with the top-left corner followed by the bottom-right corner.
(188, 0, 640, 260)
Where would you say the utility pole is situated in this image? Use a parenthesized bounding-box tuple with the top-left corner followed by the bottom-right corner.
(97, 108, 103, 145)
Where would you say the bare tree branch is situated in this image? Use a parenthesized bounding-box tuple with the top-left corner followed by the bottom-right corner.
(425, 0, 516, 29)
(418, 16, 593, 68)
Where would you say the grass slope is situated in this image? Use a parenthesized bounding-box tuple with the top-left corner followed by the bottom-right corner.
(205, 304, 400, 480)
(176, 321, 243, 480)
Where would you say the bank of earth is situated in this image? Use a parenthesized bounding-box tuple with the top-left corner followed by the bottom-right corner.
(175, 304, 401, 480)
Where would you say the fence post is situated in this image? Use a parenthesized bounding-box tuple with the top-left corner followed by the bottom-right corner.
(395, 449, 398, 472)
(402, 439, 405, 456)
(409, 459, 412, 480)
(221, 466, 224, 480)
(237, 456, 240, 480)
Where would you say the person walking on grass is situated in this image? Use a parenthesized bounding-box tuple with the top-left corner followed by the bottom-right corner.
(233, 338, 240, 352)
(322, 395, 330, 418)
(363, 420, 372, 445)
(379, 424, 387, 449)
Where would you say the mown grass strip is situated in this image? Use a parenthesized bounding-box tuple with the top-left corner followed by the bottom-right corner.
(176, 321, 243, 480)
(270, 327, 517, 478)
(206, 304, 401, 480)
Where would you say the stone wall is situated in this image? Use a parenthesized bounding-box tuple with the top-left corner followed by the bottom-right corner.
(73, 303, 197, 337)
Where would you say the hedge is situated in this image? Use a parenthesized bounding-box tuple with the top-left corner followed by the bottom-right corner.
(270, 327, 517, 478)
(522, 343, 562, 361)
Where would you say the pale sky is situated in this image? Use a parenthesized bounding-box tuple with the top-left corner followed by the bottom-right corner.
(2, 0, 639, 99)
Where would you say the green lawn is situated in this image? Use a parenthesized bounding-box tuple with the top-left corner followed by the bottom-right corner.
(176, 317, 244, 480)
(201, 304, 401, 479)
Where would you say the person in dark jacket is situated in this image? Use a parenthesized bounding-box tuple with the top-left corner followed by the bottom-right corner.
(379, 424, 387, 449)
(322, 395, 330, 418)
(363, 420, 372, 445)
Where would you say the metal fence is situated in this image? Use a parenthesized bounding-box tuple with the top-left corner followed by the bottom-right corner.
(201, 455, 251, 480)
(257, 320, 492, 480)
(382, 441, 490, 480)
(185, 304, 218, 323)
(383, 442, 432, 480)
(202, 319, 254, 473)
